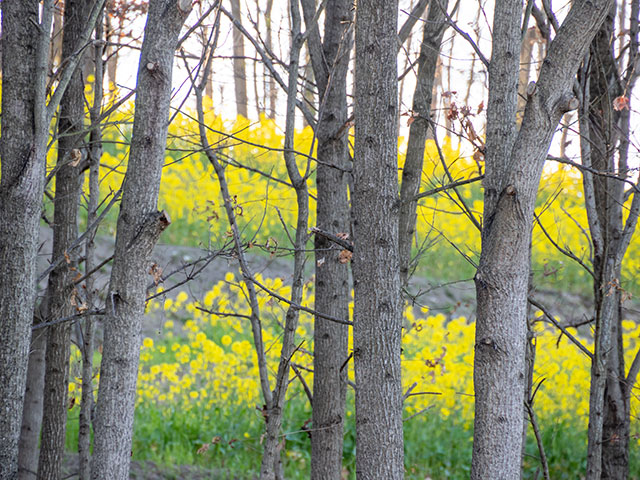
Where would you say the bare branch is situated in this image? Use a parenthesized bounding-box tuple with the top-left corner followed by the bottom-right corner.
(398, 0, 430, 47)
(310, 227, 353, 251)
(46, 0, 107, 123)
(414, 175, 485, 202)
(436, 0, 489, 68)
(533, 211, 595, 278)
(525, 401, 551, 480)
(528, 296, 592, 359)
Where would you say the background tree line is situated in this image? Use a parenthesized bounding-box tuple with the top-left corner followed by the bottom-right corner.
(0, 0, 639, 479)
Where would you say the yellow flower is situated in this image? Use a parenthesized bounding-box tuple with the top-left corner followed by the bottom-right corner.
(142, 337, 154, 349)
(221, 335, 232, 347)
(176, 291, 188, 304)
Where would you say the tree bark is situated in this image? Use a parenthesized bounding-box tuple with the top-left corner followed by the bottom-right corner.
(580, 5, 638, 477)
(17, 313, 47, 480)
(471, 0, 613, 478)
(264, 0, 277, 119)
(398, 0, 449, 286)
(78, 13, 106, 480)
(230, 0, 248, 118)
(259, 3, 309, 478)
(37, 2, 94, 478)
(353, 1, 403, 478)
(0, 2, 44, 477)
(300, 0, 353, 477)
(91, 2, 190, 478)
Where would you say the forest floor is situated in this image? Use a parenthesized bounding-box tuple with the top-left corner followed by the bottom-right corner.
(36, 226, 616, 331)
(42, 227, 639, 479)
(62, 453, 251, 479)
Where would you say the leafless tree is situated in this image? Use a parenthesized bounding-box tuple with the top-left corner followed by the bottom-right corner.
(91, 1, 191, 478)
(0, 1, 105, 476)
(353, 0, 404, 477)
(471, 0, 612, 477)
(575, 2, 640, 478)
(37, 1, 96, 478)
(300, 0, 353, 477)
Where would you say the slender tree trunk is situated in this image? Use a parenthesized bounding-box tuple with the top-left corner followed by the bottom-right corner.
(399, 0, 449, 286)
(300, 0, 353, 477)
(37, 2, 94, 478)
(259, 3, 308, 478)
(105, 1, 120, 90)
(517, 27, 537, 121)
(581, 7, 636, 477)
(353, 1, 403, 478)
(264, 0, 277, 119)
(78, 11, 106, 480)
(18, 312, 47, 480)
(91, 2, 190, 478)
(471, 1, 613, 478)
(230, 0, 248, 118)
(0, 2, 44, 477)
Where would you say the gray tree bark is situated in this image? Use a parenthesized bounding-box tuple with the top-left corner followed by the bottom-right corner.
(300, 0, 352, 477)
(398, 0, 449, 286)
(18, 312, 47, 480)
(0, 2, 46, 477)
(78, 13, 106, 480)
(353, 1, 403, 478)
(37, 2, 94, 478)
(264, 0, 277, 119)
(471, 0, 613, 478)
(91, 2, 190, 478)
(0, 1, 104, 477)
(230, 0, 249, 118)
(580, 3, 639, 477)
(259, 3, 309, 478)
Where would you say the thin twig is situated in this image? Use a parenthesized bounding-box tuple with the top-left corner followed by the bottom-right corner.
(194, 307, 252, 320)
(533, 211, 595, 278)
(291, 364, 313, 406)
(403, 406, 435, 422)
(414, 175, 485, 202)
(528, 296, 592, 358)
(310, 227, 353, 251)
(436, 0, 489, 68)
(526, 401, 551, 480)
(38, 188, 122, 284)
(251, 276, 352, 326)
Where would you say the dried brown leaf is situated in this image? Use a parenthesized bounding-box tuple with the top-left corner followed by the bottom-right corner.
(70, 148, 82, 167)
(338, 249, 352, 264)
(613, 95, 630, 111)
(148, 263, 163, 286)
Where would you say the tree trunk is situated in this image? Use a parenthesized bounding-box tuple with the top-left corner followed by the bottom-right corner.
(37, 2, 94, 478)
(264, 0, 277, 119)
(230, 0, 248, 118)
(353, 1, 403, 478)
(471, 1, 613, 478)
(259, 3, 308, 478)
(581, 8, 634, 477)
(0, 2, 43, 477)
(398, 0, 449, 286)
(18, 315, 47, 480)
(78, 13, 106, 480)
(91, 2, 190, 478)
(300, 0, 353, 477)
